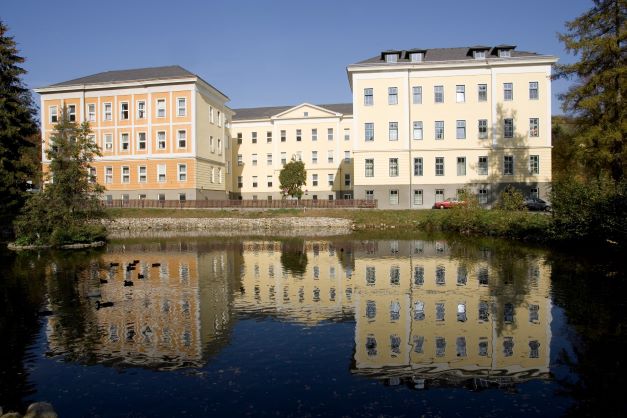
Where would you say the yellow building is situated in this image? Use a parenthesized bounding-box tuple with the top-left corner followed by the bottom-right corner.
(35, 44, 557, 208)
(34, 66, 234, 201)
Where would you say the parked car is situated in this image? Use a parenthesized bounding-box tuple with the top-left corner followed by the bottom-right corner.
(524, 197, 551, 211)
(433, 198, 466, 209)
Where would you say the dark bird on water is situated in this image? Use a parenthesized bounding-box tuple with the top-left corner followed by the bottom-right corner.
(96, 301, 114, 309)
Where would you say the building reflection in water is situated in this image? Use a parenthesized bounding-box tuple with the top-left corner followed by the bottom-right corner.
(44, 238, 551, 387)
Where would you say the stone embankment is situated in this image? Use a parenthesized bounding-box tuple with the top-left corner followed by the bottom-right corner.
(0, 402, 57, 418)
(104, 217, 354, 238)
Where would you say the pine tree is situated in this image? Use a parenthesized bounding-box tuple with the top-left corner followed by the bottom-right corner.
(0, 20, 38, 228)
(13, 107, 106, 246)
(554, 0, 627, 182)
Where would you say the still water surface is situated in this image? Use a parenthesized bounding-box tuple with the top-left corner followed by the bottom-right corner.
(0, 237, 625, 417)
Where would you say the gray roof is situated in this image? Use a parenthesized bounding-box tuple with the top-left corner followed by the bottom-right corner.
(41, 65, 229, 99)
(355, 46, 542, 65)
(233, 103, 353, 121)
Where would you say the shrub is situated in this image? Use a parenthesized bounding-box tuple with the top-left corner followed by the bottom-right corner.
(496, 186, 525, 211)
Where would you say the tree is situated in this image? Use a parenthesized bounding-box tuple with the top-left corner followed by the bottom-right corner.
(0, 20, 38, 228)
(554, 0, 626, 182)
(13, 107, 107, 246)
(279, 158, 306, 200)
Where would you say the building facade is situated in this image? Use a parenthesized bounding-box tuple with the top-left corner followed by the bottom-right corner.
(35, 45, 557, 208)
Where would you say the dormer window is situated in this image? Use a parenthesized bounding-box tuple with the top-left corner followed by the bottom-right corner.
(474, 50, 486, 59)
(385, 53, 398, 63)
(410, 52, 423, 62)
(498, 49, 511, 58)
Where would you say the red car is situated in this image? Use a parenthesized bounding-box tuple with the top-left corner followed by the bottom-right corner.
(433, 198, 465, 209)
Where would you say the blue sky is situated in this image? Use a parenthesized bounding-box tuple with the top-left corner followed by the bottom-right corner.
(4, 0, 590, 114)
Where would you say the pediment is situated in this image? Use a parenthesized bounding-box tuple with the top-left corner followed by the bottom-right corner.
(272, 103, 341, 120)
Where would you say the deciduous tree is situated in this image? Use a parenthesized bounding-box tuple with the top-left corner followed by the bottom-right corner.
(279, 158, 307, 200)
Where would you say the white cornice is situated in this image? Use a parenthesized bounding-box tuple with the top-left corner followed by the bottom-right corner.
(34, 77, 200, 94)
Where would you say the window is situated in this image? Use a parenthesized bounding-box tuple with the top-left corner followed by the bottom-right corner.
(456, 120, 466, 139)
(252, 176, 258, 188)
(252, 153, 258, 166)
(436, 266, 446, 286)
(478, 156, 488, 175)
(389, 158, 399, 177)
(209, 106, 214, 124)
(177, 130, 186, 148)
(178, 164, 187, 181)
(267, 175, 272, 187)
(138, 166, 147, 183)
(504, 155, 514, 175)
(499, 49, 511, 58)
(237, 176, 243, 188)
(87, 104, 96, 122)
(327, 150, 334, 164)
(327, 128, 334, 141)
(88, 167, 96, 183)
(474, 50, 486, 59)
(312, 151, 318, 164)
(156, 99, 166, 118)
(296, 129, 301, 142)
(237, 133, 243, 144)
(413, 121, 423, 140)
(104, 103, 112, 121)
(280, 130, 286, 142)
(104, 134, 113, 150)
(504, 118, 514, 138)
(410, 52, 423, 62)
(137, 101, 146, 119)
(478, 84, 487, 101)
(434, 85, 444, 103)
(365, 123, 374, 141)
(529, 155, 540, 174)
(389, 190, 399, 205)
(385, 53, 398, 63)
(388, 87, 398, 105)
(217, 138, 222, 154)
(158, 193, 165, 201)
(281, 152, 287, 165)
(344, 151, 351, 163)
(456, 85, 465, 102)
(120, 133, 129, 151)
(157, 131, 166, 149)
(414, 157, 423, 176)
(120, 102, 129, 120)
(389, 122, 398, 141)
(312, 128, 317, 141)
(327, 174, 334, 186)
(413, 189, 423, 206)
(478, 119, 488, 139)
(529, 81, 539, 100)
(435, 157, 444, 176)
(267, 153, 273, 165)
(266, 131, 272, 143)
(478, 188, 488, 204)
(504, 82, 513, 101)
(252, 132, 257, 143)
(67, 105, 76, 122)
(157, 164, 166, 182)
(217, 168, 222, 183)
(457, 157, 466, 176)
(365, 190, 374, 201)
(344, 128, 350, 141)
(121, 166, 130, 183)
(412, 86, 422, 104)
(105, 166, 113, 184)
(344, 174, 351, 187)
(177, 98, 186, 117)
(50, 106, 58, 123)
(435, 121, 444, 139)
(364, 88, 373, 106)
(137, 132, 146, 150)
(217, 110, 222, 127)
(312, 174, 318, 186)
(303, 111, 308, 117)
(365, 159, 374, 177)
(530, 187, 539, 199)
(529, 118, 539, 137)
(179, 193, 186, 201)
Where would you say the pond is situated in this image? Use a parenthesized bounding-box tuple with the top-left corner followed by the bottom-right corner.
(0, 236, 625, 417)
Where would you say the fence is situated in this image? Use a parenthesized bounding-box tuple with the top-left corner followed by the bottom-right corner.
(102, 199, 377, 209)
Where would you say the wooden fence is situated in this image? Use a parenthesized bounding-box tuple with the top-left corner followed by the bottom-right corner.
(102, 199, 377, 209)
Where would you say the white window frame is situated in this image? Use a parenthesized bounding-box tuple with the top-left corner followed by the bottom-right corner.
(388, 87, 398, 105)
(456, 85, 465, 103)
(434, 85, 444, 103)
(504, 155, 514, 175)
(328, 174, 334, 186)
(478, 156, 488, 175)
(312, 173, 318, 186)
(530, 118, 539, 137)
(365, 123, 374, 141)
(49, 106, 58, 123)
(529, 155, 540, 174)
(389, 189, 399, 205)
(456, 120, 466, 139)
(328, 150, 334, 164)
(504, 83, 513, 101)
(178, 164, 187, 181)
(137, 132, 146, 150)
(103, 103, 112, 121)
(312, 151, 318, 164)
(177, 130, 187, 148)
(137, 100, 146, 119)
(457, 157, 466, 176)
(176, 97, 186, 117)
(414, 157, 423, 176)
(157, 164, 166, 183)
(157, 131, 166, 150)
(478, 119, 488, 139)
(120, 133, 129, 151)
(413, 121, 423, 140)
(120, 102, 129, 120)
(364, 88, 373, 106)
(87, 104, 96, 122)
(104, 134, 113, 151)
(389, 158, 399, 177)
(121, 166, 130, 183)
(156, 99, 166, 118)
(365, 159, 374, 177)
(105, 166, 113, 184)
(504, 118, 514, 138)
(67, 105, 76, 122)
(435, 157, 444, 176)
(267, 153, 273, 165)
(327, 128, 334, 141)
(311, 128, 317, 141)
(138, 166, 147, 183)
(435, 121, 444, 140)
(389, 122, 398, 141)
(412, 86, 422, 104)
(529, 81, 539, 100)
(478, 84, 487, 102)
(344, 128, 350, 141)
(413, 189, 423, 205)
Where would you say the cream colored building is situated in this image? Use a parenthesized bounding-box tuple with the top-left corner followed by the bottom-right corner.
(35, 66, 234, 201)
(348, 46, 557, 208)
(230, 103, 354, 200)
(35, 45, 557, 208)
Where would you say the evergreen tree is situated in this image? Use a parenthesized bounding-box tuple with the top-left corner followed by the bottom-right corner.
(14, 107, 106, 246)
(554, 0, 626, 182)
(0, 20, 38, 228)
(279, 158, 307, 200)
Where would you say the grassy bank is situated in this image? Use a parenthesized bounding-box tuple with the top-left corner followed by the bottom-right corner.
(106, 207, 552, 242)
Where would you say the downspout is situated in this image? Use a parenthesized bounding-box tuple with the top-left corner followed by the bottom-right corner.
(407, 69, 412, 209)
